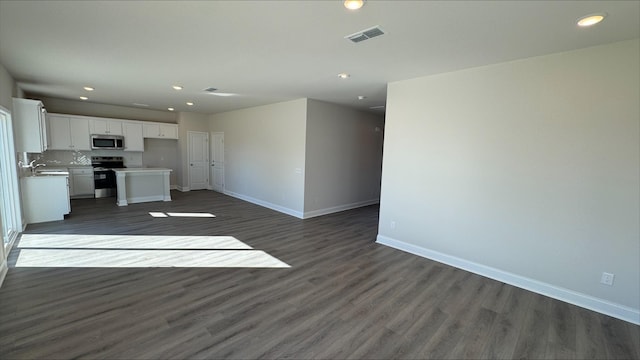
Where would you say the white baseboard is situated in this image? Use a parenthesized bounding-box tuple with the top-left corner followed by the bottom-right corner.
(303, 199, 379, 219)
(376, 235, 640, 325)
(176, 185, 190, 192)
(223, 190, 304, 219)
(0, 260, 7, 289)
(170, 185, 177, 190)
(130, 195, 167, 203)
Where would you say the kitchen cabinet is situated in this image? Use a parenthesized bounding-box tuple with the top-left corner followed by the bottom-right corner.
(47, 114, 91, 151)
(69, 167, 95, 198)
(143, 122, 178, 139)
(122, 122, 144, 151)
(33, 112, 179, 154)
(12, 98, 48, 153)
(21, 175, 70, 224)
(90, 118, 123, 135)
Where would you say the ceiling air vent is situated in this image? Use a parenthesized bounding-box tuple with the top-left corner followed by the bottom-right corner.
(203, 87, 218, 93)
(345, 25, 385, 43)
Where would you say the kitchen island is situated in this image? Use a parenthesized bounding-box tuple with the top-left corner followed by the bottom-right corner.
(113, 168, 172, 206)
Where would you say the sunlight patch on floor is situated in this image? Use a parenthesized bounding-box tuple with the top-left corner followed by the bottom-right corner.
(149, 212, 168, 218)
(19, 234, 251, 249)
(149, 212, 216, 218)
(16, 234, 290, 268)
(15, 249, 290, 268)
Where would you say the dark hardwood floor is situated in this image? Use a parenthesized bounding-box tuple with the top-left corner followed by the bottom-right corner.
(1, 190, 638, 359)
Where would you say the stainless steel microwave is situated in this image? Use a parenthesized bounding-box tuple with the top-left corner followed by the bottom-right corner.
(91, 134, 125, 150)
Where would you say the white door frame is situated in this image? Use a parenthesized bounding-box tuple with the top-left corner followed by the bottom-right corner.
(0, 105, 23, 286)
(187, 130, 209, 190)
(0, 106, 22, 253)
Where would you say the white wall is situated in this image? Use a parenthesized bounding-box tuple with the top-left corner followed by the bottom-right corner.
(209, 99, 307, 217)
(38, 97, 177, 123)
(142, 139, 178, 186)
(304, 99, 384, 217)
(377, 39, 640, 324)
(0, 62, 15, 111)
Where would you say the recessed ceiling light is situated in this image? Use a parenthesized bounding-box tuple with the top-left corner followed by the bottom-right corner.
(79, 96, 88, 100)
(344, 0, 364, 10)
(577, 13, 607, 27)
(172, 85, 183, 90)
(186, 102, 194, 106)
(338, 73, 350, 79)
(83, 86, 94, 91)
(358, 95, 367, 100)
(168, 107, 175, 111)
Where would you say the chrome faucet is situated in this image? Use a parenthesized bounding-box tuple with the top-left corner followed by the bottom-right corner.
(17, 160, 46, 174)
(31, 160, 46, 169)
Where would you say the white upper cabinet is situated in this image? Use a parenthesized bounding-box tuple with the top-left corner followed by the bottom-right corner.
(33, 111, 176, 153)
(143, 122, 178, 139)
(47, 114, 91, 151)
(69, 118, 91, 150)
(122, 122, 144, 152)
(90, 118, 123, 135)
(12, 98, 48, 153)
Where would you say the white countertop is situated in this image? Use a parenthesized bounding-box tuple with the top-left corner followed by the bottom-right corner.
(29, 167, 70, 177)
(113, 168, 173, 173)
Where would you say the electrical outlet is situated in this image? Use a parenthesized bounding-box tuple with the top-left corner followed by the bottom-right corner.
(390, 221, 396, 229)
(600, 272, 615, 286)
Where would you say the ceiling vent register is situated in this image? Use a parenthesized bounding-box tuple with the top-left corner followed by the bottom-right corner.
(345, 25, 385, 43)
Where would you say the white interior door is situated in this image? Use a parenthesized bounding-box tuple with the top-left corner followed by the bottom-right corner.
(210, 132, 225, 193)
(188, 131, 209, 190)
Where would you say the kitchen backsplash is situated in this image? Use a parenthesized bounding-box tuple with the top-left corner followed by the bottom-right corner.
(27, 150, 143, 168)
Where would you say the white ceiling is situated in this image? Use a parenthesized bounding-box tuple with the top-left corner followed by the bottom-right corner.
(0, 1, 638, 115)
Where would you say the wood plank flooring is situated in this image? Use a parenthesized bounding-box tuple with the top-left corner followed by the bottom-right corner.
(0, 190, 638, 359)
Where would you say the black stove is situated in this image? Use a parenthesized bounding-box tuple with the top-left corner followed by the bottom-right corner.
(91, 156, 125, 198)
(91, 156, 124, 170)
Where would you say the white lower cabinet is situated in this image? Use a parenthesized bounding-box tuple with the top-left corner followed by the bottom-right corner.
(69, 167, 95, 198)
(21, 176, 71, 224)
